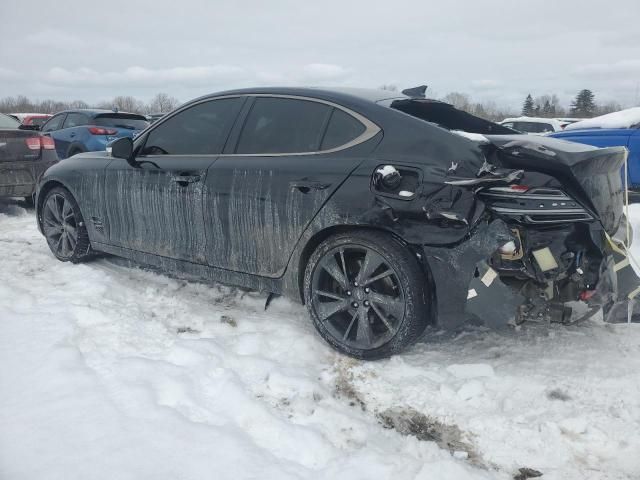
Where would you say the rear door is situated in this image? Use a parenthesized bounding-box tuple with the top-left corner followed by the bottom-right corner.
(41, 113, 67, 158)
(103, 97, 244, 264)
(58, 112, 90, 156)
(204, 95, 379, 277)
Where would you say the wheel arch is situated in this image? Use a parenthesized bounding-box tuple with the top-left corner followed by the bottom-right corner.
(66, 142, 87, 158)
(295, 224, 437, 319)
(36, 180, 77, 232)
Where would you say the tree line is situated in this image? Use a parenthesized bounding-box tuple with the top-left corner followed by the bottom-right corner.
(0, 92, 180, 116)
(0, 88, 626, 122)
(380, 85, 625, 122)
(521, 89, 621, 118)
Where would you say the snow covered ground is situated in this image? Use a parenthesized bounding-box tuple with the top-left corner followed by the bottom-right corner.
(1, 199, 640, 480)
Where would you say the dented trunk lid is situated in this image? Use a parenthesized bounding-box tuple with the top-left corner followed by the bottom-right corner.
(485, 134, 625, 234)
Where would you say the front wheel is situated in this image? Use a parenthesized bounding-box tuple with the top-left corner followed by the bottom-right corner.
(41, 187, 92, 263)
(303, 231, 431, 359)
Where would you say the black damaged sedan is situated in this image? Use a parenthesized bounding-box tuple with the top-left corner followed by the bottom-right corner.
(35, 87, 636, 359)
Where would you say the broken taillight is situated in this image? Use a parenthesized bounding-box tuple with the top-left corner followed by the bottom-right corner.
(579, 290, 596, 301)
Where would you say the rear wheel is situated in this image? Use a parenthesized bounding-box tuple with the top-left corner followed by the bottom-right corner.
(42, 187, 92, 263)
(304, 231, 430, 359)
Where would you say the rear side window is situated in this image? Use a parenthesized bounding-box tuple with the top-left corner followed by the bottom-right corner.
(42, 114, 66, 132)
(141, 97, 243, 155)
(236, 98, 331, 154)
(321, 108, 365, 150)
(95, 114, 149, 130)
(63, 113, 88, 128)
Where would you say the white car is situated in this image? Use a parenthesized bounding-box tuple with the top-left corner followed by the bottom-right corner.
(499, 117, 563, 135)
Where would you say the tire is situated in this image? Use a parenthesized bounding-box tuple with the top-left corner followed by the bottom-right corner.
(41, 186, 92, 263)
(303, 230, 431, 359)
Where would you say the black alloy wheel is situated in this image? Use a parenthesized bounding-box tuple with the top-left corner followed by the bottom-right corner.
(304, 231, 430, 359)
(42, 187, 91, 262)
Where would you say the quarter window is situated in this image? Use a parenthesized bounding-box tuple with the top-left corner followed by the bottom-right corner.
(141, 97, 243, 155)
(41, 114, 66, 132)
(320, 108, 365, 150)
(236, 98, 331, 154)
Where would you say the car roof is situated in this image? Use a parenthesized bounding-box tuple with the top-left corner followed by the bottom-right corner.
(192, 86, 412, 106)
(54, 109, 144, 117)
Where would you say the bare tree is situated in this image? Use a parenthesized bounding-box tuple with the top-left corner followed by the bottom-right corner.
(442, 92, 471, 111)
(148, 93, 180, 113)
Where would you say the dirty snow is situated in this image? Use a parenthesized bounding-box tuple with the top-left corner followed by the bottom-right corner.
(1, 199, 640, 480)
(564, 107, 640, 131)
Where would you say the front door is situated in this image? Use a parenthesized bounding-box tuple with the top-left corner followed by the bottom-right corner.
(103, 156, 214, 263)
(102, 96, 245, 264)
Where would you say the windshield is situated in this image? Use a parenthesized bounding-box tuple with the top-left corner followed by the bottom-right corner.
(389, 99, 518, 135)
(94, 114, 149, 130)
(0, 113, 20, 129)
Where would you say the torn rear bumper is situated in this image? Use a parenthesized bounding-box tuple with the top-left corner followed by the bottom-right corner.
(421, 219, 640, 329)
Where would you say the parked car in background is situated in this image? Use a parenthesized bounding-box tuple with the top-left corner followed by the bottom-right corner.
(499, 117, 563, 134)
(40, 109, 149, 159)
(555, 117, 585, 129)
(0, 112, 58, 203)
(9, 113, 53, 130)
(550, 107, 640, 193)
(35, 87, 634, 358)
(147, 113, 166, 123)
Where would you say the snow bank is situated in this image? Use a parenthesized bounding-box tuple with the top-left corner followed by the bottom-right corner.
(564, 107, 640, 131)
(2, 201, 640, 480)
(0, 204, 499, 480)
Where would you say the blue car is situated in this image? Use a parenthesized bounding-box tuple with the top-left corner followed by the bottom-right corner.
(40, 109, 149, 159)
(551, 126, 640, 192)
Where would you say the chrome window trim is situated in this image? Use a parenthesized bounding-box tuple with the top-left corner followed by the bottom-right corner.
(136, 93, 381, 158)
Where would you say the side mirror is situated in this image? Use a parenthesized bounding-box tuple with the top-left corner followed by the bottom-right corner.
(19, 124, 40, 131)
(110, 137, 137, 167)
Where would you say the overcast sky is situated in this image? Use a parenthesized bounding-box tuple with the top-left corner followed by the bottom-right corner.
(2, 0, 639, 110)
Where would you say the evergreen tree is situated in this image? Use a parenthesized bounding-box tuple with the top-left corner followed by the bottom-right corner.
(542, 100, 552, 117)
(522, 94, 534, 116)
(570, 89, 596, 117)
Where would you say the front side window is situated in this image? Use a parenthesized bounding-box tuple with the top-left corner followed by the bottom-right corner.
(141, 97, 243, 155)
(63, 113, 88, 128)
(236, 97, 331, 154)
(42, 114, 66, 132)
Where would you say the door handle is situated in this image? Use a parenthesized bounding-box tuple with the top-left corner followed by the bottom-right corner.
(290, 180, 331, 193)
(70, 132, 76, 138)
(171, 173, 201, 186)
